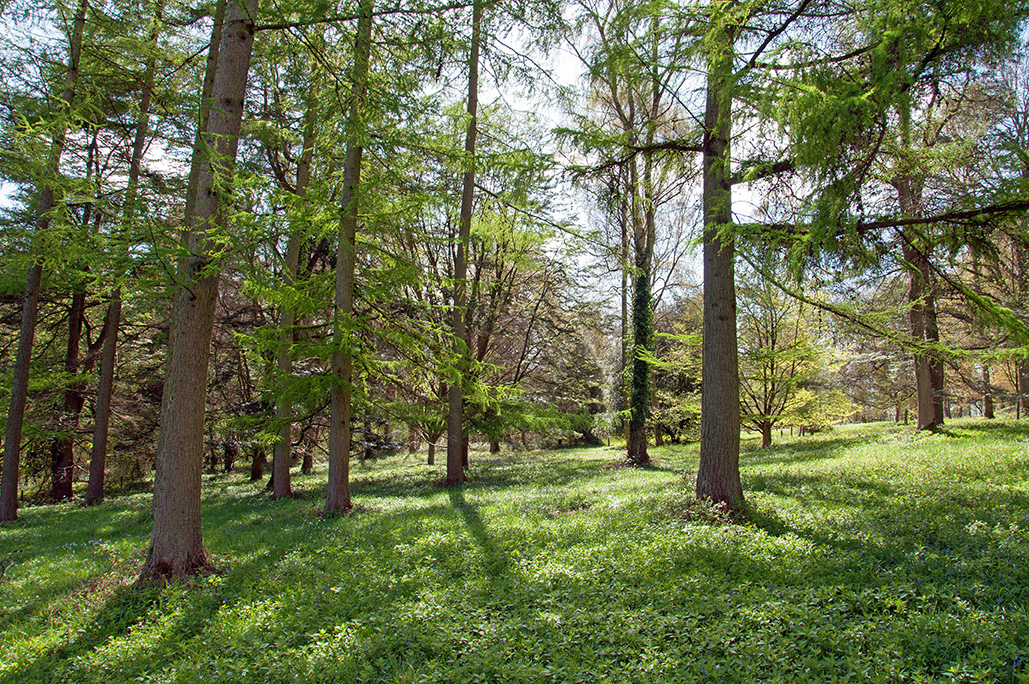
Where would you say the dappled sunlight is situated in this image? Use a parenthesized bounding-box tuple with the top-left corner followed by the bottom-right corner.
(3, 425, 1029, 681)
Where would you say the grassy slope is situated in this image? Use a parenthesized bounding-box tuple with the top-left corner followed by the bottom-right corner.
(1, 419, 1029, 683)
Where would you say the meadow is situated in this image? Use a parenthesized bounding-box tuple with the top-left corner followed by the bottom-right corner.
(2, 419, 1029, 683)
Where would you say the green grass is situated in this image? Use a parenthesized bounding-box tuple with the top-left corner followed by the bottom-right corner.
(2, 419, 1029, 683)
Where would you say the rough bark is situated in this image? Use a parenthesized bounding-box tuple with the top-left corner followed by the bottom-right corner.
(326, 0, 373, 514)
(0, 0, 88, 521)
(88, 0, 163, 505)
(446, 0, 481, 485)
(696, 17, 743, 509)
(142, 0, 258, 578)
(900, 233, 937, 432)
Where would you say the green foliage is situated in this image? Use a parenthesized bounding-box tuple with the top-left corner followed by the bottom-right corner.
(4, 422, 1029, 682)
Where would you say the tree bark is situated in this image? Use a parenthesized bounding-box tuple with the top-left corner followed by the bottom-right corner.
(88, 0, 163, 505)
(0, 0, 88, 522)
(696, 13, 743, 509)
(51, 290, 86, 500)
(984, 364, 995, 419)
(900, 233, 937, 431)
(142, 0, 258, 578)
(759, 421, 772, 448)
(326, 0, 373, 514)
(447, 0, 481, 485)
(272, 81, 317, 500)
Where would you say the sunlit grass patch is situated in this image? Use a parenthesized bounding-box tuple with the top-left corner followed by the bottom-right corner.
(2, 421, 1029, 682)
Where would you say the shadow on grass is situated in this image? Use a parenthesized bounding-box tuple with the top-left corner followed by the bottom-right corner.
(449, 487, 509, 579)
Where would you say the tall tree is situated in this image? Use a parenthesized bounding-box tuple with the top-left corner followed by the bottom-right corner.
(1, 0, 89, 521)
(87, 0, 166, 505)
(446, 0, 482, 484)
(696, 0, 742, 507)
(143, 0, 259, 578)
(326, 0, 374, 514)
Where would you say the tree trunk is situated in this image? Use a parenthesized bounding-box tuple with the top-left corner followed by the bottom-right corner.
(0, 0, 88, 522)
(142, 0, 258, 579)
(250, 444, 265, 481)
(447, 0, 481, 486)
(88, 0, 165, 506)
(984, 364, 995, 419)
(272, 83, 317, 500)
(51, 290, 87, 500)
(326, 0, 373, 514)
(901, 235, 937, 432)
(626, 265, 652, 465)
(427, 440, 436, 466)
(696, 16, 743, 510)
(760, 421, 772, 448)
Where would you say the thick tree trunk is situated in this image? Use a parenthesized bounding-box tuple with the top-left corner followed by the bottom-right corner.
(250, 444, 265, 481)
(696, 17, 743, 509)
(0, 0, 88, 522)
(447, 0, 481, 485)
(427, 440, 436, 466)
(51, 291, 87, 500)
(142, 0, 257, 578)
(89, 5, 162, 505)
(326, 0, 373, 514)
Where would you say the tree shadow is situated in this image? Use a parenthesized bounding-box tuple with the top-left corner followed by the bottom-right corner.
(449, 487, 509, 580)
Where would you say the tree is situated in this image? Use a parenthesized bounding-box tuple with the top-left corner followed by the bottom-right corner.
(87, 0, 166, 505)
(736, 266, 821, 447)
(326, 0, 374, 514)
(143, 0, 259, 578)
(1, 0, 89, 521)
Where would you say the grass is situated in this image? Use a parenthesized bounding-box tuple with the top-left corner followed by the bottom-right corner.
(2, 419, 1029, 683)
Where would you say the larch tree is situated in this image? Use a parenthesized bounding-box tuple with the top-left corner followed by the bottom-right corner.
(0, 0, 89, 522)
(326, 0, 374, 514)
(143, 0, 259, 578)
(88, 0, 166, 505)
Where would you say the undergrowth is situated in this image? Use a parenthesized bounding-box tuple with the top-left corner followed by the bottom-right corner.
(2, 419, 1028, 683)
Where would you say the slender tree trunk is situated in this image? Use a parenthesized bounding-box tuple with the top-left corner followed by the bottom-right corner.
(142, 0, 258, 579)
(272, 85, 317, 500)
(447, 0, 481, 485)
(51, 290, 86, 500)
(696, 14, 743, 509)
(326, 0, 373, 514)
(984, 364, 995, 419)
(427, 439, 436, 466)
(0, 0, 88, 522)
(88, 0, 163, 505)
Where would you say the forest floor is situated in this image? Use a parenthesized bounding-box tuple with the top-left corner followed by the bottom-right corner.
(2, 419, 1029, 683)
